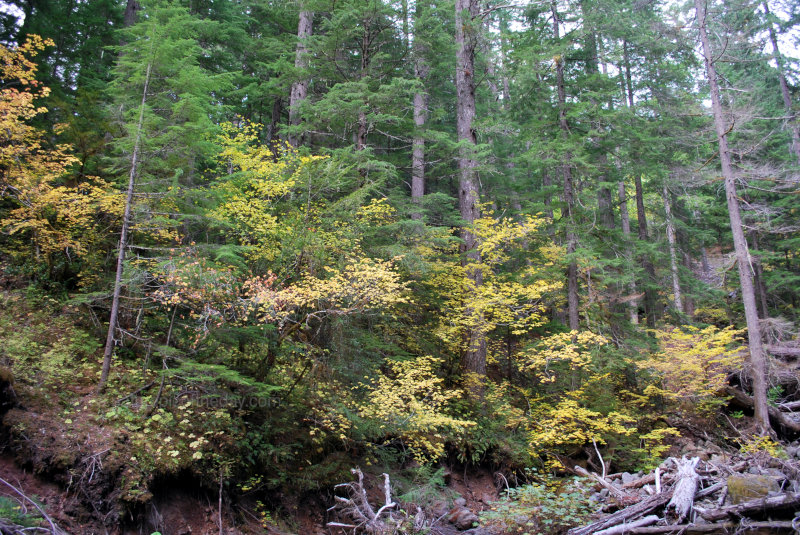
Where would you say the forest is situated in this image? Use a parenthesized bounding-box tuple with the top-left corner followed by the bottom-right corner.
(0, 0, 799, 533)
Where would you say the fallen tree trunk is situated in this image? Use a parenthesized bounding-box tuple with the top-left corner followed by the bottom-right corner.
(666, 457, 699, 521)
(594, 515, 659, 535)
(779, 400, 800, 411)
(765, 344, 800, 358)
(695, 491, 800, 522)
(567, 490, 673, 535)
(626, 520, 796, 533)
(724, 386, 800, 432)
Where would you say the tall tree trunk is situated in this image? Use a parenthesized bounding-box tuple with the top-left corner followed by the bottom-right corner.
(552, 1, 579, 331)
(99, 59, 152, 391)
(634, 173, 657, 327)
(763, 1, 800, 164)
(456, 0, 486, 375)
(663, 183, 682, 312)
(619, 181, 638, 324)
(696, 0, 771, 434)
(124, 0, 141, 27)
(623, 39, 657, 326)
(411, 1, 430, 219)
(288, 8, 313, 148)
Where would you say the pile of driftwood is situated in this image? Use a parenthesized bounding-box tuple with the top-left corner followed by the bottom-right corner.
(568, 454, 800, 534)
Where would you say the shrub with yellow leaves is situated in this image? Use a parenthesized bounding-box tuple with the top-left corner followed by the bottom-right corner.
(357, 356, 475, 463)
(640, 325, 746, 415)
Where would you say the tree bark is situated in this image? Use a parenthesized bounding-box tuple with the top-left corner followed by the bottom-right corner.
(288, 8, 313, 148)
(552, 1, 579, 331)
(763, 1, 800, 164)
(696, 0, 771, 434)
(634, 173, 657, 327)
(100, 59, 152, 391)
(663, 184, 682, 312)
(619, 181, 639, 323)
(455, 0, 486, 375)
(124, 0, 141, 27)
(666, 457, 699, 521)
(411, 1, 430, 219)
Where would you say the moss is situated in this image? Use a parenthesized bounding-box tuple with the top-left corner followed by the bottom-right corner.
(726, 475, 779, 504)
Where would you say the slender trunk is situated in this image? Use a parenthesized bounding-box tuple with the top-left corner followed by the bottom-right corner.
(682, 253, 695, 317)
(543, 171, 554, 220)
(696, 0, 770, 434)
(288, 9, 313, 148)
(266, 97, 282, 157)
(763, 1, 800, 163)
(411, 0, 430, 218)
(663, 183, 682, 312)
(552, 1, 579, 331)
(748, 231, 769, 318)
(411, 83, 427, 217)
(619, 181, 638, 324)
(456, 0, 486, 375)
(356, 25, 371, 153)
(623, 40, 634, 108)
(99, 59, 152, 391)
(634, 173, 657, 327)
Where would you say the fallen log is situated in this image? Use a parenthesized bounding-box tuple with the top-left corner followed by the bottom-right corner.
(593, 515, 659, 535)
(765, 344, 800, 358)
(621, 472, 674, 490)
(778, 400, 800, 411)
(724, 386, 800, 432)
(666, 457, 699, 522)
(695, 480, 725, 499)
(626, 520, 796, 533)
(575, 466, 628, 499)
(567, 490, 674, 535)
(695, 491, 800, 522)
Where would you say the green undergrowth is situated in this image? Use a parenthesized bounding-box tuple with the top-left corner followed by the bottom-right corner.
(0, 287, 769, 529)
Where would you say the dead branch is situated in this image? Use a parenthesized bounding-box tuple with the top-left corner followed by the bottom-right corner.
(694, 492, 800, 522)
(567, 490, 674, 535)
(625, 520, 796, 533)
(724, 386, 800, 432)
(0, 476, 66, 535)
(594, 515, 659, 535)
(574, 466, 628, 499)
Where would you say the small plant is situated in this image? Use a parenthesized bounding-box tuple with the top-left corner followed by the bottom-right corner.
(0, 496, 41, 528)
(730, 410, 744, 419)
(738, 435, 786, 458)
(767, 386, 783, 407)
(481, 473, 594, 535)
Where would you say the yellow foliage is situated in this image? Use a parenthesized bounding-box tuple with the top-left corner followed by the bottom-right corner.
(211, 120, 327, 262)
(521, 331, 608, 383)
(247, 255, 410, 324)
(641, 326, 745, 413)
(357, 356, 476, 463)
(529, 398, 635, 452)
(0, 37, 118, 277)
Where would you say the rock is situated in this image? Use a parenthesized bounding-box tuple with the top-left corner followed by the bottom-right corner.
(431, 500, 450, 518)
(727, 474, 780, 504)
(463, 528, 493, 535)
(786, 446, 798, 458)
(454, 497, 467, 507)
(621, 472, 635, 485)
(479, 492, 493, 504)
(447, 506, 478, 530)
(599, 488, 609, 499)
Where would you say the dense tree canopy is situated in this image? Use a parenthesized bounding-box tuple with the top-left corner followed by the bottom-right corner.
(0, 0, 799, 530)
